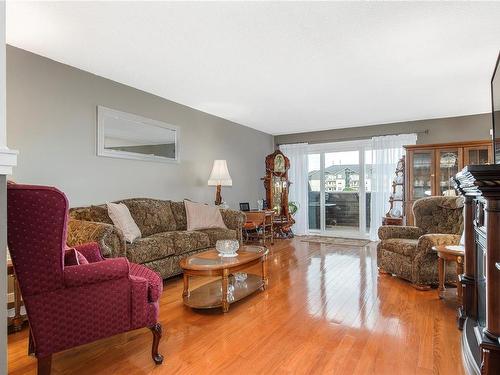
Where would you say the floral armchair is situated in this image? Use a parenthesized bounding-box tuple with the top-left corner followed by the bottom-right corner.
(7, 184, 164, 374)
(377, 196, 464, 289)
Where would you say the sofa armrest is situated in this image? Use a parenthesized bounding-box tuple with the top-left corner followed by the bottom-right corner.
(64, 257, 130, 288)
(220, 209, 246, 243)
(411, 233, 462, 285)
(378, 225, 425, 240)
(416, 234, 462, 256)
(73, 242, 104, 263)
(67, 218, 126, 258)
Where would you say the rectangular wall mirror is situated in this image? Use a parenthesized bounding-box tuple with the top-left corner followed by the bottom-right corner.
(97, 106, 179, 163)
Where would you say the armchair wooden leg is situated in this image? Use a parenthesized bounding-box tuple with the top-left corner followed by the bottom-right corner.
(149, 323, 164, 365)
(37, 355, 52, 375)
(28, 328, 35, 356)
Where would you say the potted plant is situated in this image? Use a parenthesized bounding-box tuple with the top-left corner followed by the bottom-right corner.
(288, 201, 299, 216)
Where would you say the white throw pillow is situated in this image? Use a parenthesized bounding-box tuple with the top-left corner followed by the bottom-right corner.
(184, 200, 227, 231)
(107, 202, 141, 243)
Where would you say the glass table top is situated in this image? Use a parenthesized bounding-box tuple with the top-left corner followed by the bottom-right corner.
(183, 245, 267, 268)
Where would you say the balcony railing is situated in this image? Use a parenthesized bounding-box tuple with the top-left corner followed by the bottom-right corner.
(308, 191, 371, 231)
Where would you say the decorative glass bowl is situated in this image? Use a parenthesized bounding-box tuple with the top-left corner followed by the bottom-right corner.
(215, 239, 239, 257)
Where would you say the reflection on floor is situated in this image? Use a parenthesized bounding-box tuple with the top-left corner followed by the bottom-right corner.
(8, 239, 463, 375)
(299, 235, 371, 247)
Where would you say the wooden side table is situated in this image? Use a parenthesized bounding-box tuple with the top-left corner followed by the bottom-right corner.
(243, 210, 274, 245)
(7, 260, 27, 332)
(382, 216, 403, 226)
(432, 245, 465, 302)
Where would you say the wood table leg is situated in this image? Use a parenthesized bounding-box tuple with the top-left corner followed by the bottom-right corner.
(37, 355, 52, 375)
(438, 257, 445, 299)
(222, 269, 229, 313)
(271, 223, 274, 245)
(261, 257, 268, 290)
(182, 273, 189, 298)
(456, 256, 464, 304)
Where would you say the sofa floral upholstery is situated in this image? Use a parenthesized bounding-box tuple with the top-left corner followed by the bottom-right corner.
(377, 196, 464, 288)
(68, 199, 245, 279)
(67, 218, 126, 258)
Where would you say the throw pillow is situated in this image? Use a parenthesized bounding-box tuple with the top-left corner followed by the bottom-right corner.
(107, 202, 142, 243)
(76, 250, 89, 265)
(184, 200, 227, 231)
(64, 248, 89, 266)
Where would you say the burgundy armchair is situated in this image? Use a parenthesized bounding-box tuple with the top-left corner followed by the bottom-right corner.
(7, 184, 164, 375)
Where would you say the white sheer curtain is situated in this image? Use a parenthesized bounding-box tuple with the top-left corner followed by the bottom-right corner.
(369, 133, 417, 241)
(279, 143, 309, 235)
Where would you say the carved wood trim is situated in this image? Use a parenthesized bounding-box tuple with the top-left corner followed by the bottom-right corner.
(456, 164, 500, 374)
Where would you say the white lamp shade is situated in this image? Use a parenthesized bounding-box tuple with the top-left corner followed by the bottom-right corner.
(208, 160, 232, 186)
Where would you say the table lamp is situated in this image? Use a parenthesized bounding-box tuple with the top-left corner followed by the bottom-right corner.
(208, 160, 232, 205)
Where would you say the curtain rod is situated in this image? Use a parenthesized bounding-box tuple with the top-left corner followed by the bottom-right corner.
(275, 129, 429, 146)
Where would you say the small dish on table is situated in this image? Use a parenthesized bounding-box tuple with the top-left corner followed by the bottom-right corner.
(215, 239, 239, 257)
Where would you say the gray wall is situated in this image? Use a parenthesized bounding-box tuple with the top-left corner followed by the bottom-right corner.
(7, 46, 273, 208)
(275, 113, 492, 146)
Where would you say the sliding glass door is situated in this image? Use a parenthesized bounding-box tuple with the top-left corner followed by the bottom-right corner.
(308, 140, 371, 238)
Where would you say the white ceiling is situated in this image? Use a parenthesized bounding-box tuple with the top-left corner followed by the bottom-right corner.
(6, 1, 500, 135)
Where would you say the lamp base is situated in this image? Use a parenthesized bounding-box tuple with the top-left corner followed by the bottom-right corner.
(215, 184, 222, 206)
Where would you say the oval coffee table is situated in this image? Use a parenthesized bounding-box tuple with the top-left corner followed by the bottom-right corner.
(179, 245, 268, 313)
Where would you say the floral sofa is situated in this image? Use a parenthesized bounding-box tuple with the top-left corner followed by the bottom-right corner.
(67, 198, 245, 279)
(377, 196, 464, 289)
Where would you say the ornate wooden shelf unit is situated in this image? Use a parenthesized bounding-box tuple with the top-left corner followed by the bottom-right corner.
(382, 156, 405, 226)
(454, 164, 500, 375)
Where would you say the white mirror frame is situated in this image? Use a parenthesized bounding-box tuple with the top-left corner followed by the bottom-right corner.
(96, 106, 180, 163)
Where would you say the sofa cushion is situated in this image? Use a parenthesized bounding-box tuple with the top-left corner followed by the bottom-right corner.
(196, 228, 237, 247)
(380, 238, 419, 258)
(126, 232, 176, 264)
(171, 201, 187, 230)
(119, 199, 177, 237)
(129, 263, 163, 301)
(172, 231, 210, 255)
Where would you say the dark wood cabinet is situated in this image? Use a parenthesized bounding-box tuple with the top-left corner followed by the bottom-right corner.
(455, 165, 500, 375)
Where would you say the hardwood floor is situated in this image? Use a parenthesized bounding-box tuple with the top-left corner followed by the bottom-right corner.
(8, 238, 464, 375)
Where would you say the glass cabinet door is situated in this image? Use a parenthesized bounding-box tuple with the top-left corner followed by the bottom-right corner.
(464, 146, 491, 166)
(411, 151, 433, 199)
(437, 149, 460, 196)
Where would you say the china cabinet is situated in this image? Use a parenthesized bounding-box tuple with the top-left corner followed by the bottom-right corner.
(261, 150, 295, 238)
(404, 140, 492, 224)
